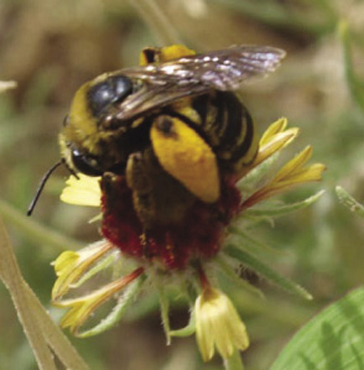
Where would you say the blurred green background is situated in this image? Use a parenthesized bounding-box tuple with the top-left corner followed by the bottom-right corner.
(1, 0, 364, 369)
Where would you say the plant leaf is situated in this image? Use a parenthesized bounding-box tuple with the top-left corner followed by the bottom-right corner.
(0, 217, 88, 369)
(242, 190, 325, 218)
(270, 287, 364, 370)
(336, 186, 364, 218)
(339, 21, 364, 114)
(77, 274, 145, 338)
(224, 244, 312, 300)
(215, 255, 264, 299)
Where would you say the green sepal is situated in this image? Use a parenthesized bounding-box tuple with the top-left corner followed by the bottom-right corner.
(215, 254, 264, 299)
(72, 249, 121, 289)
(169, 310, 195, 338)
(336, 186, 364, 218)
(240, 190, 325, 218)
(224, 244, 312, 300)
(88, 213, 102, 224)
(77, 274, 146, 338)
(237, 153, 279, 192)
(227, 227, 283, 256)
(223, 348, 245, 370)
(158, 284, 171, 345)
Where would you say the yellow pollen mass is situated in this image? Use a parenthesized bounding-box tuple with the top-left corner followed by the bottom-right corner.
(151, 117, 220, 203)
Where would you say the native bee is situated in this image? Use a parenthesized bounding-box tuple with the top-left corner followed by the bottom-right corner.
(57, 45, 285, 231)
(29, 45, 285, 233)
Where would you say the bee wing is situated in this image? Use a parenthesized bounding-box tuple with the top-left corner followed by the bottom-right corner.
(116, 45, 285, 121)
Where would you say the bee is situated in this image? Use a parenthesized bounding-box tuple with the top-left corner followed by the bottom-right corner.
(29, 45, 285, 235)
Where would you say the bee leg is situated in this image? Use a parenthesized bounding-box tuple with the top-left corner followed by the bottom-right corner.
(126, 151, 156, 231)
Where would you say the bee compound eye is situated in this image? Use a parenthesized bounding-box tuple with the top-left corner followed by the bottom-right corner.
(71, 149, 103, 176)
(88, 75, 133, 116)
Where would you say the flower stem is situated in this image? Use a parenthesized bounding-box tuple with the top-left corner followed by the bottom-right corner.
(128, 0, 181, 45)
(224, 350, 244, 370)
(0, 217, 88, 369)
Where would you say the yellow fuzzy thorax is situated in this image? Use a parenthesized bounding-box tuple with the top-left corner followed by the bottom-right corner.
(60, 44, 222, 202)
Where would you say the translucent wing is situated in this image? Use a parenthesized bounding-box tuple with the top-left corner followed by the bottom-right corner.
(116, 45, 286, 121)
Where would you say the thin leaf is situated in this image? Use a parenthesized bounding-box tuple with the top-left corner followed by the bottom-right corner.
(228, 227, 283, 256)
(237, 153, 280, 191)
(270, 287, 364, 370)
(241, 190, 325, 218)
(215, 255, 264, 299)
(224, 244, 312, 300)
(335, 186, 364, 218)
(209, 0, 335, 36)
(158, 283, 172, 345)
(0, 217, 88, 369)
(0, 221, 57, 369)
(169, 312, 195, 338)
(77, 274, 146, 338)
(128, 0, 181, 45)
(73, 250, 120, 288)
(339, 21, 364, 113)
(0, 198, 82, 252)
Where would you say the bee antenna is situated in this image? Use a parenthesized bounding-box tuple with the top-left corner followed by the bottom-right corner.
(63, 160, 80, 180)
(27, 161, 63, 216)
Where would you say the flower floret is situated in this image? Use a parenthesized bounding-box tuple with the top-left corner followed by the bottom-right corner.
(60, 174, 101, 206)
(242, 145, 326, 209)
(52, 241, 112, 300)
(195, 286, 249, 361)
(55, 267, 144, 335)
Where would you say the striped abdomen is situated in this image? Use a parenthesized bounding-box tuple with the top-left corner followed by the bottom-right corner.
(174, 91, 259, 174)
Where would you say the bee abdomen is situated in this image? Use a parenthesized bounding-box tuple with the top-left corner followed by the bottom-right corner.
(192, 91, 258, 173)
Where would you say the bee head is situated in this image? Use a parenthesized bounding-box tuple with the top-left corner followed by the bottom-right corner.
(59, 74, 136, 177)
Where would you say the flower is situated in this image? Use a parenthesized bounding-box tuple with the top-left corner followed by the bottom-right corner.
(55, 267, 144, 335)
(251, 117, 299, 167)
(195, 285, 249, 361)
(52, 41, 324, 365)
(241, 145, 326, 210)
(52, 118, 325, 363)
(52, 240, 113, 300)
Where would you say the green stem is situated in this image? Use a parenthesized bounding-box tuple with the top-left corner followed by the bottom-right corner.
(128, 0, 181, 45)
(0, 217, 88, 369)
(223, 350, 244, 370)
(0, 198, 82, 252)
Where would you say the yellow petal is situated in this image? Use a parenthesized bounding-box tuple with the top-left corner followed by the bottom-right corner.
(56, 267, 144, 334)
(253, 128, 299, 168)
(52, 241, 112, 300)
(273, 146, 312, 182)
(259, 117, 288, 146)
(195, 287, 249, 361)
(60, 174, 101, 206)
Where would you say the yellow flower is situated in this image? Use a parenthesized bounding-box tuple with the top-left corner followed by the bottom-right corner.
(242, 145, 326, 210)
(55, 267, 144, 335)
(60, 174, 101, 206)
(238, 118, 299, 178)
(254, 117, 299, 167)
(52, 241, 113, 300)
(195, 286, 249, 361)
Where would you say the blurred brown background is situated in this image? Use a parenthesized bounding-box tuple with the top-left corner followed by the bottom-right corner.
(1, 0, 364, 369)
